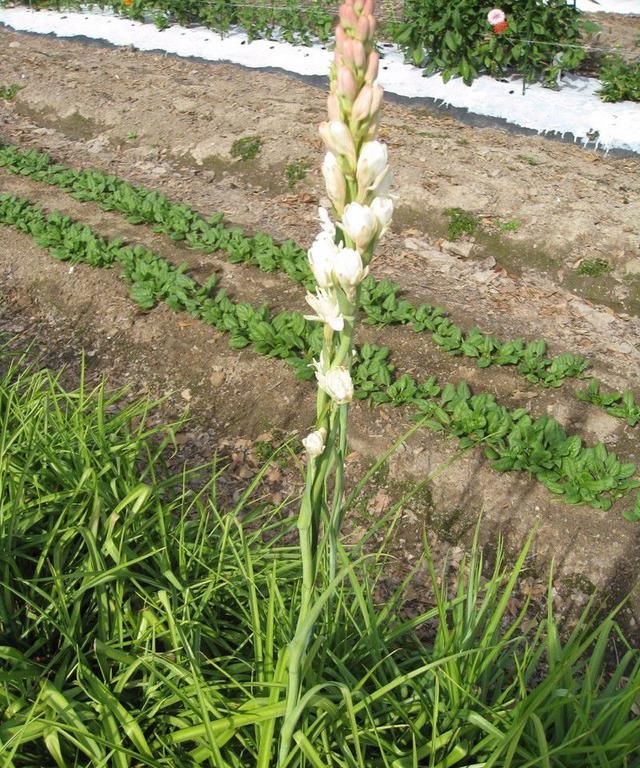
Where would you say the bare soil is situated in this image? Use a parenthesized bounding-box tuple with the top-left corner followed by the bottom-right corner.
(1, 22, 639, 632)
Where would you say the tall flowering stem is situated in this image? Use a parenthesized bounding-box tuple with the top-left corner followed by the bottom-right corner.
(279, 0, 393, 762)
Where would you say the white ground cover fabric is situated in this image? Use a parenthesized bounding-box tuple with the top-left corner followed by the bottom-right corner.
(0, 6, 639, 153)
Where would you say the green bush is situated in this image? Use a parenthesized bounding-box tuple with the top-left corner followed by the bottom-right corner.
(598, 54, 640, 103)
(392, 0, 587, 85)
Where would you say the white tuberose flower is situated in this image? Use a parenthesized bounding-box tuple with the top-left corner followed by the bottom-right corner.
(308, 232, 338, 288)
(302, 427, 327, 457)
(322, 152, 346, 211)
(313, 352, 354, 405)
(356, 141, 388, 192)
(319, 121, 356, 163)
(333, 247, 368, 293)
(370, 196, 394, 236)
(305, 288, 345, 332)
(342, 202, 379, 251)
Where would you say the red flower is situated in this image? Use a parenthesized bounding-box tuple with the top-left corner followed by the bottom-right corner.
(492, 20, 508, 34)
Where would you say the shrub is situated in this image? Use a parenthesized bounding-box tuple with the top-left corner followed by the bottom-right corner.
(598, 54, 640, 103)
(392, 0, 587, 85)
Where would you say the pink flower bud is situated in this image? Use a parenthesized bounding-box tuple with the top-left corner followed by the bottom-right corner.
(355, 14, 370, 41)
(365, 51, 379, 83)
(351, 39, 367, 69)
(319, 120, 356, 162)
(337, 67, 357, 101)
(351, 83, 373, 123)
(339, 38, 354, 65)
(370, 83, 384, 114)
(335, 25, 347, 53)
(327, 93, 341, 121)
(339, 4, 358, 30)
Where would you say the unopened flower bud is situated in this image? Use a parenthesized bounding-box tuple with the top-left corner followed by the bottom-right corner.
(308, 231, 338, 288)
(371, 195, 393, 236)
(370, 83, 384, 114)
(339, 4, 358, 30)
(336, 67, 357, 102)
(355, 14, 371, 41)
(322, 152, 347, 212)
(302, 427, 327, 457)
(365, 50, 379, 83)
(327, 93, 341, 121)
(319, 121, 356, 163)
(356, 140, 388, 191)
(351, 39, 367, 69)
(314, 354, 354, 405)
(334, 247, 368, 292)
(342, 202, 379, 251)
(351, 84, 374, 124)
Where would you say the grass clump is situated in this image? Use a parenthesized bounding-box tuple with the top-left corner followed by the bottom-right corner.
(0, 349, 639, 766)
(445, 206, 479, 240)
(285, 159, 309, 188)
(577, 257, 612, 277)
(231, 135, 263, 161)
(0, 84, 21, 100)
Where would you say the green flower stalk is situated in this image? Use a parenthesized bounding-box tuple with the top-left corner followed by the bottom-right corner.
(279, 1, 393, 762)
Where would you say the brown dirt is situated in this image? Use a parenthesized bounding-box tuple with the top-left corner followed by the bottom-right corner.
(1, 23, 640, 633)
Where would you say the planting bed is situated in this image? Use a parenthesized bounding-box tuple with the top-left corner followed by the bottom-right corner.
(1, 22, 640, 626)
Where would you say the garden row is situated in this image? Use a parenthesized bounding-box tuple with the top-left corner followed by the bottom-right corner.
(7, 0, 640, 101)
(1, 168, 639, 518)
(2, 348, 639, 767)
(2, 144, 639, 424)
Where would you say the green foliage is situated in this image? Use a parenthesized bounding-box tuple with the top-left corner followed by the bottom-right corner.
(518, 154, 541, 165)
(598, 54, 640, 103)
(231, 135, 263, 161)
(0, 143, 592, 390)
(498, 218, 522, 232)
(391, 0, 586, 85)
(285, 159, 309, 188)
(0, 357, 639, 766)
(445, 206, 479, 240)
(0, 83, 21, 100)
(577, 380, 640, 428)
(0, 189, 638, 515)
(577, 257, 611, 277)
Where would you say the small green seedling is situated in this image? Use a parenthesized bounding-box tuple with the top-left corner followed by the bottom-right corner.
(498, 219, 522, 233)
(231, 135, 263, 161)
(577, 258, 611, 277)
(285, 160, 309, 188)
(445, 207, 479, 240)
(517, 154, 540, 166)
(0, 84, 22, 100)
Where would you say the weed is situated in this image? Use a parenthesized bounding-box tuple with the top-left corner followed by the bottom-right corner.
(0, 83, 22, 100)
(518, 154, 540, 166)
(456, 137, 469, 146)
(445, 207, 479, 240)
(498, 218, 522, 233)
(126, 131, 138, 141)
(577, 258, 611, 277)
(285, 159, 309, 188)
(231, 135, 263, 161)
